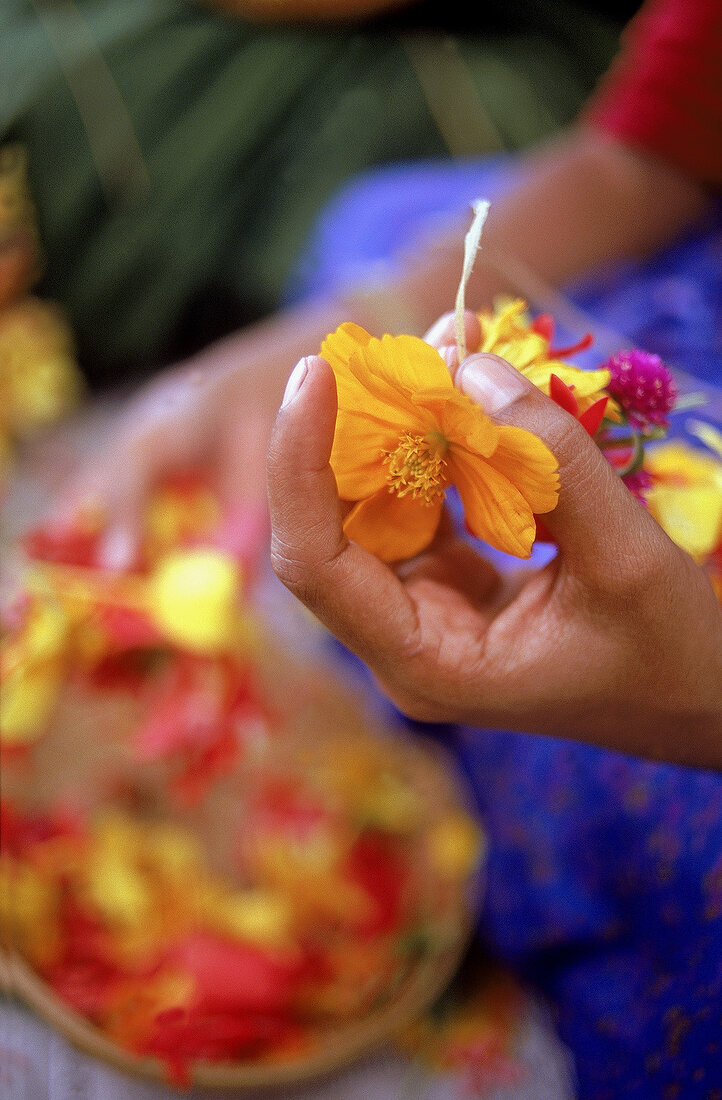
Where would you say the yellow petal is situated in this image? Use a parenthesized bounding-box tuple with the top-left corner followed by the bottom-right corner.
(426, 813, 486, 879)
(320, 321, 374, 371)
(450, 447, 540, 558)
(373, 333, 454, 394)
(328, 328, 453, 498)
(339, 352, 422, 431)
(523, 360, 611, 404)
(647, 484, 722, 560)
(331, 409, 400, 499)
(645, 440, 721, 485)
(326, 326, 452, 423)
(148, 548, 241, 653)
(435, 389, 500, 458)
(488, 426, 560, 515)
(323, 323, 421, 430)
(0, 666, 62, 744)
(343, 487, 442, 561)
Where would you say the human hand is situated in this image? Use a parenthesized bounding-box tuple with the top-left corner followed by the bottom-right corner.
(55, 333, 286, 571)
(267, 313, 722, 767)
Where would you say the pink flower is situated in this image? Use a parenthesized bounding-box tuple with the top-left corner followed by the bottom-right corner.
(603, 349, 677, 431)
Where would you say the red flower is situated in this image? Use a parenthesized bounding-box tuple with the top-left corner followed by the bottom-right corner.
(23, 518, 103, 569)
(534, 375, 609, 544)
(548, 373, 608, 437)
(132, 655, 268, 805)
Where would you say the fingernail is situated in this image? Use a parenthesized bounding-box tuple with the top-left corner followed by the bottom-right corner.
(438, 345, 460, 374)
(98, 527, 135, 572)
(424, 312, 455, 347)
(282, 358, 309, 407)
(456, 353, 530, 415)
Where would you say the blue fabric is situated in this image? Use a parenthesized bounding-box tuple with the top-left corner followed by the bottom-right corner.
(288, 156, 722, 1099)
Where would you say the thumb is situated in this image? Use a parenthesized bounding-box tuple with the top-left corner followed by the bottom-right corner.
(55, 464, 149, 572)
(266, 356, 420, 665)
(455, 352, 671, 586)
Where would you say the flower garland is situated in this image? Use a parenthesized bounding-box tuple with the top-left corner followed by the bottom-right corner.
(324, 200, 722, 587)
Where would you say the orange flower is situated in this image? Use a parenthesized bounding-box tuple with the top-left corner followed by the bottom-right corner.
(322, 323, 559, 561)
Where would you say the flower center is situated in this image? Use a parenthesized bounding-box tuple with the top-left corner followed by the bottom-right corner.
(383, 432, 448, 503)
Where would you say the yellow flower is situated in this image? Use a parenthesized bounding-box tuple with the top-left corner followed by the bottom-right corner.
(322, 323, 559, 561)
(148, 548, 246, 653)
(478, 298, 614, 417)
(644, 437, 722, 562)
(426, 813, 486, 880)
(0, 597, 69, 746)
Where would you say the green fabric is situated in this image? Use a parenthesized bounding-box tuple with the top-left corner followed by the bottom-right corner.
(1, 0, 624, 388)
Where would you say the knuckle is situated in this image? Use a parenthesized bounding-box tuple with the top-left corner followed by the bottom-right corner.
(269, 541, 312, 595)
(269, 532, 346, 603)
(552, 417, 602, 496)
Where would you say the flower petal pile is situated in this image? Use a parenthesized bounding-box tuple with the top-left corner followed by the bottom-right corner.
(2, 732, 485, 1084)
(0, 475, 269, 796)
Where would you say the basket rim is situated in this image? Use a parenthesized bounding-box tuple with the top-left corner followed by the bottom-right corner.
(3, 906, 476, 1090)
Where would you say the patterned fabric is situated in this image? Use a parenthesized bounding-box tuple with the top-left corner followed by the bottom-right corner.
(290, 154, 722, 1098)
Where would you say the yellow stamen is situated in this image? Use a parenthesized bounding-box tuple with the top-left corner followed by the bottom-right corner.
(383, 432, 448, 503)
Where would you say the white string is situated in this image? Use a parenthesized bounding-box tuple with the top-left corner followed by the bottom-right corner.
(454, 199, 490, 363)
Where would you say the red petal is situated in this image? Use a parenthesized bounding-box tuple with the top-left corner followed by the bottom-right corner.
(345, 832, 409, 936)
(549, 373, 579, 417)
(530, 313, 555, 341)
(167, 933, 303, 1015)
(549, 332, 594, 358)
(98, 605, 160, 648)
(578, 396, 609, 437)
(22, 520, 102, 568)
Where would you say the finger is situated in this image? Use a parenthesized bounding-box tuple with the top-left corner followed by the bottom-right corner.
(54, 413, 179, 571)
(267, 356, 420, 670)
(57, 375, 215, 570)
(454, 352, 674, 589)
(424, 309, 481, 354)
(59, 461, 150, 571)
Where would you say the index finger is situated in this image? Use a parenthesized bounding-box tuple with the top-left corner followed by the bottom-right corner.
(266, 356, 421, 671)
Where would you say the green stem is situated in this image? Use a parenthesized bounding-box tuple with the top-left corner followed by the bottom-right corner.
(615, 432, 645, 477)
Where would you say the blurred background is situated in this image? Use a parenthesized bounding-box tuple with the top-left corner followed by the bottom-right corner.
(1, 0, 637, 391)
(2, 3, 721, 1099)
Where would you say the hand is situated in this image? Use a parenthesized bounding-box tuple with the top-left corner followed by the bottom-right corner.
(53, 301, 339, 570)
(54, 295, 392, 570)
(267, 314, 722, 767)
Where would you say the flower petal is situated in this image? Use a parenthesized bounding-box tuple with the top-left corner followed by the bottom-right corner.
(487, 426, 560, 514)
(373, 334, 454, 394)
(327, 327, 456, 499)
(324, 324, 444, 430)
(343, 488, 442, 562)
(435, 390, 500, 457)
(331, 413, 396, 499)
(342, 335, 451, 432)
(450, 443, 553, 559)
(320, 321, 374, 368)
(523, 361, 610, 404)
